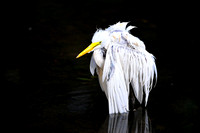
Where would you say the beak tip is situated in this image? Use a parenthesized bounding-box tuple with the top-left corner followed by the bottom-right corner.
(76, 42, 99, 59)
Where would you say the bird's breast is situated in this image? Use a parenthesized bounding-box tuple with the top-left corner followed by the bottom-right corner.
(93, 48, 106, 69)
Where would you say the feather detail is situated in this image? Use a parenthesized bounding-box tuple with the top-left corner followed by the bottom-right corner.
(107, 50, 129, 114)
(106, 22, 129, 33)
(126, 26, 136, 32)
(89, 22, 157, 113)
(90, 55, 97, 76)
(102, 42, 157, 107)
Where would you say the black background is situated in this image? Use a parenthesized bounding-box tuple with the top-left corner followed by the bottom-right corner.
(3, 0, 199, 132)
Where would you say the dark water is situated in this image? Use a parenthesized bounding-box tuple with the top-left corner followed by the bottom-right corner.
(4, 0, 199, 132)
(14, 72, 198, 133)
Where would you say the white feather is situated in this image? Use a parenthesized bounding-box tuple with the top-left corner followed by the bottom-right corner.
(90, 55, 96, 76)
(126, 25, 136, 31)
(89, 22, 157, 114)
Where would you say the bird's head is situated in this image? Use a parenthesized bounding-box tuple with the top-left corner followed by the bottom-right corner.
(76, 22, 140, 58)
(76, 29, 109, 58)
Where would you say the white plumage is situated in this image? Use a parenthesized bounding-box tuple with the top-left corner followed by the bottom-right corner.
(78, 22, 157, 114)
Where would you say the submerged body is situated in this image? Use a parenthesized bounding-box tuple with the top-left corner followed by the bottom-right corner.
(77, 22, 157, 114)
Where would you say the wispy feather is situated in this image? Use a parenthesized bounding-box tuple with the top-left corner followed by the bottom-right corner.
(88, 22, 157, 114)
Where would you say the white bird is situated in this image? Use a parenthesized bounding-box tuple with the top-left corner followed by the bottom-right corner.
(76, 22, 157, 114)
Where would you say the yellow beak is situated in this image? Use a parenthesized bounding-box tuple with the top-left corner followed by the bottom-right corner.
(76, 41, 101, 58)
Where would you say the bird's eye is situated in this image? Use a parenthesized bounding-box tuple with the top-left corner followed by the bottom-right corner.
(99, 41, 102, 44)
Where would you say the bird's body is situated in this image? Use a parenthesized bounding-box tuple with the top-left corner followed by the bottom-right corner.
(77, 22, 157, 114)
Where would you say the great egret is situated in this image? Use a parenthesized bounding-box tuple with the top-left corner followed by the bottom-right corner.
(76, 22, 157, 114)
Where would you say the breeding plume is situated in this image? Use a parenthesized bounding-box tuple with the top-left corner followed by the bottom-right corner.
(76, 22, 157, 114)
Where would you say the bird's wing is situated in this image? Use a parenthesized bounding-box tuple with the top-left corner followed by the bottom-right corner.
(121, 31, 157, 105)
(102, 41, 157, 107)
(126, 47, 157, 105)
(102, 43, 129, 114)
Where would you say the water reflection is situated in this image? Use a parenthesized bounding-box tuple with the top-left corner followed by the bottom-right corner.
(99, 107, 151, 133)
